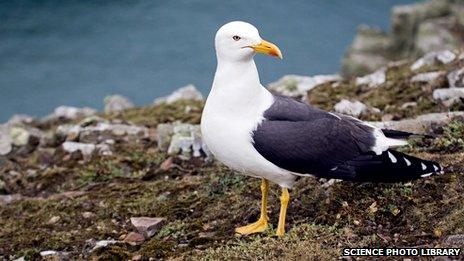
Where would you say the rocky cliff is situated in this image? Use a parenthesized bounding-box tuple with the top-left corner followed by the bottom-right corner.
(342, 0, 464, 77)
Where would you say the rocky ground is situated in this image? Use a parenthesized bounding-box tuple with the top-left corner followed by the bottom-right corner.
(0, 48, 463, 260)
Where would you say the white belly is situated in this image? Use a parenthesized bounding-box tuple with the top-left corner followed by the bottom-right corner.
(201, 106, 297, 188)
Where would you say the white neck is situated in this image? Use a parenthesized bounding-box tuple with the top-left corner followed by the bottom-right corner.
(207, 57, 272, 117)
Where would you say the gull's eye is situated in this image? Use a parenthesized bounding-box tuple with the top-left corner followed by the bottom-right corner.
(232, 35, 241, 41)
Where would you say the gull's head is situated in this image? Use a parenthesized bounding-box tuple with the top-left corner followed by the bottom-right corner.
(215, 21, 283, 62)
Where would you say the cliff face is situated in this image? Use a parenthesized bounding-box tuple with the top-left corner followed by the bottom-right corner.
(342, 0, 464, 77)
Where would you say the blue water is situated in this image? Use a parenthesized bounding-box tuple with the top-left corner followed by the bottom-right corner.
(0, 0, 419, 122)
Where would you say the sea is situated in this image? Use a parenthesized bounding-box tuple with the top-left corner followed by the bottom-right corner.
(0, 0, 419, 121)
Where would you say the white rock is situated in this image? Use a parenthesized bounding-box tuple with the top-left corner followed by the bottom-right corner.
(57, 122, 147, 138)
(411, 71, 445, 83)
(154, 84, 203, 104)
(9, 127, 30, 146)
(433, 88, 464, 101)
(92, 122, 147, 136)
(168, 124, 203, 159)
(5, 114, 34, 126)
(448, 67, 464, 87)
(411, 50, 456, 71)
(355, 67, 386, 88)
(44, 106, 96, 121)
(0, 125, 13, 155)
(401, 102, 417, 109)
(436, 50, 457, 64)
(12, 256, 25, 261)
(62, 141, 112, 156)
(104, 94, 134, 113)
(334, 99, 372, 117)
(268, 74, 342, 97)
(92, 239, 118, 251)
(157, 122, 211, 160)
(62, 141, 96, 156)
(96, 143, 112, 156)
(40, 250, 58, 257)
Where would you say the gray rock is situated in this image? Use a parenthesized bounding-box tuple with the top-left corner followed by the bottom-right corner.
(130, 217, 166, 239)
(411, 50, 456, 71)
(0, 194, 22, 205)
(444, 234, 464, 246)
(104, 94, 134, 113)
(447, 67, 464, 87)
(415, 17, 462, 54)
(391, 0, 451, 54)
(410, 71, 446, 83)
(154, 84, 203, 104)
(268, 74, 341, 97)
(341, 25, 392, 77)
(459, 52, 464, 61)
(342, 52, 390, 78)
(156, 124, 174, 151)
(369, 111, 464, 133)
(355, 67, 386, 88)
(334, 99, 379, 118)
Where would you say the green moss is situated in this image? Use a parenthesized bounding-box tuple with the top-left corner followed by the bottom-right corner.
(103, 100, 204, 127)
(410, 120, 464, 153)
(285, 80, 299, 92)
(199, 224, 342, 260)
(90, 245, 132, 260)
(138, 239, 176, 259)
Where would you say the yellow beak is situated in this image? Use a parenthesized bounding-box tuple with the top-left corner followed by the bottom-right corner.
(250, 39, 283, 59)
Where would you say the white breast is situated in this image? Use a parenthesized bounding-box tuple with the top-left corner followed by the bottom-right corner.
(201, 87, 297, 188)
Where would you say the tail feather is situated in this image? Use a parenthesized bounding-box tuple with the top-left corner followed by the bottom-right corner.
(327, 149, 443, 182)
(382, 129, 434, 139)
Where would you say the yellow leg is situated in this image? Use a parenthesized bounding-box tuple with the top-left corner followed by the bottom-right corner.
(276, 188, 290, 237)
(235, 179, 269, 235)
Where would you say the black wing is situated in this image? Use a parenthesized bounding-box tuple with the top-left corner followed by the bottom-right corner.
(252, 95, 442, 182)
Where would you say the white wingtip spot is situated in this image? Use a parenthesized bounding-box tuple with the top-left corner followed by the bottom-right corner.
(329, 112, 341, 120)
(387, 151, 397, 163)
(330, 166, 338, 171)
(404, 157, 411, 166)
(421, 162, 427, 170)
(421, 172, 433, 178)
(433, 164, 439, 171)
